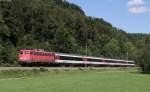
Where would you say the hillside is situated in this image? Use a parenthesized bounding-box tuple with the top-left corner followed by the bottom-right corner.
(0, 0, 149, 66)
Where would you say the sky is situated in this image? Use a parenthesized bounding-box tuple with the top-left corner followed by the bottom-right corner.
(66, 0, 150, 33)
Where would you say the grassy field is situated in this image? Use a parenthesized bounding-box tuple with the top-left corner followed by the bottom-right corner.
(0, 69, 150, 92)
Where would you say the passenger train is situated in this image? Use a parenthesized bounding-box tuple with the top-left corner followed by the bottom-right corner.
(18, 49, 135, 67)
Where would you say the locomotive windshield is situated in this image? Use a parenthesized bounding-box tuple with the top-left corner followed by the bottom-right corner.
(19, 51, 30, 54)
(24, 52, 30, 54)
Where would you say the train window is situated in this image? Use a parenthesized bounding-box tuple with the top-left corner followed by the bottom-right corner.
(34, 52, 38, 55)
(87, 58, 101, 62)
(47, 53, 50, 56)
(39, 53, 41, 56)
(106, 60, 117, 63)
(60, 56, 63, 59)
(118, 61, 128, 64)
(41, 53, 43, 56)
(106, 60, 129, 64)
(128, 62, 134, 64)
(60, 56, 82, 61)
(35, 52, 38, 55)
(38, 52, 41, 55)
(122, 61, 128, 64)
(39, 52, 43, 56)
(36, 52, 40, 56)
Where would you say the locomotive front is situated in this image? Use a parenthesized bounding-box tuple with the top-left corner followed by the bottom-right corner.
(18, 50, 32, 64)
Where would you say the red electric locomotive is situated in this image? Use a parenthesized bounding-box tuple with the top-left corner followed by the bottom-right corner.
(18, 49, 55, 65)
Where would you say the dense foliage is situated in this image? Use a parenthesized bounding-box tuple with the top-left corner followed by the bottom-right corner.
(0, 0, 149, 72)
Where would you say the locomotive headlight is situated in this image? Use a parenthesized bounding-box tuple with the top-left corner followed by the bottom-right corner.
(20, 57, 27, 60)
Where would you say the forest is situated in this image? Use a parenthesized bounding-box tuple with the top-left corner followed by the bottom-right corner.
(0, 0, 150, 72)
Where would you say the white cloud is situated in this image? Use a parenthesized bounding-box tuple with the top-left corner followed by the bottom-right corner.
(128, 0, 145, 5)
(127, 0, 150, 14)
(129, 6, 150, 13)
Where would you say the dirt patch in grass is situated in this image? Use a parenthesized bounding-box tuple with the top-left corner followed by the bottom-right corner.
(0, 77, 25, 81)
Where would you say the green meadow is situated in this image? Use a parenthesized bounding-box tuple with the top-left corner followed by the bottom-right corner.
(0, 70, 150, 92)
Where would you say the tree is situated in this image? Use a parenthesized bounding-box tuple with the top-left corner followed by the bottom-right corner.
(53, 26, 78, 53)
(124, 42, 137, 60)
(103, 38, 121, 58)
(0, 14, 11, 41)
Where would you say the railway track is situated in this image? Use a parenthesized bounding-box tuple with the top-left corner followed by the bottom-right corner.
(0, 67, 137, 71)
